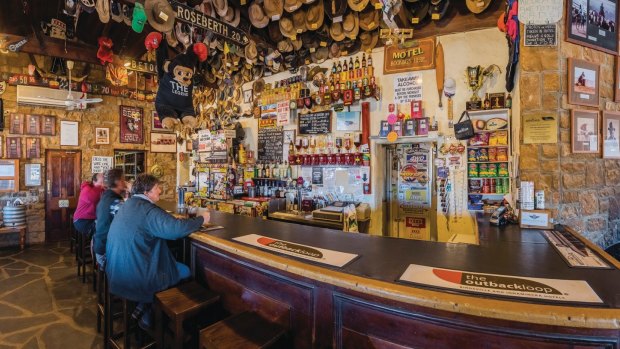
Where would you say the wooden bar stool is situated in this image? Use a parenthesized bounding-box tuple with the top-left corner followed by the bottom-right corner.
(154, 281, 220, 349)
(199, 311, 287, 349)
(69, 213, 77, 254)
(105, 286, 156, 349)
(76, 231, 93, 283)
(95, 263, 105, 335)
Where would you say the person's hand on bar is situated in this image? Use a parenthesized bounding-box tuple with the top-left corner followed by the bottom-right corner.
(200, 209, 211, 225)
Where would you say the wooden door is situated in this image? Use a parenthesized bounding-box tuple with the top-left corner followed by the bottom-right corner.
(45, 150, 81, 242)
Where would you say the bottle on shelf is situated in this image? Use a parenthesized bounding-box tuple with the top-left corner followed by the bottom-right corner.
(361, 53, 366, 68)
(286, 161, 292, 179)
(337, 60, 342, 73)
(332, 61, 337, 74)
(348, 57, 354, 70)
(354, 56, 360, 69)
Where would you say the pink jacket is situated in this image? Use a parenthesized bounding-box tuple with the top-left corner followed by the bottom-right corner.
(74, 181, 105, 220)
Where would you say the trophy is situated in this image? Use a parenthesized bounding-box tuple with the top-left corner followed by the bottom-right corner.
(465, 64, 501, 110)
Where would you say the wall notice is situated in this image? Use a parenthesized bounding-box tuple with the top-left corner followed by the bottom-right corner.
(523, 114, 558, 144)
(394, 72, 423, 104)
(92, 156, 113, 174)
(277, 101, 290, 126)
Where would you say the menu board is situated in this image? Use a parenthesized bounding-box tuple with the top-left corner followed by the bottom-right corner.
(258, 123, 284, 162)
(524, 24, 557, 47)
(299, 111, 332, 135)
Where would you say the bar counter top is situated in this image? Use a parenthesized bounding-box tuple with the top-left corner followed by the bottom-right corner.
(189, 211, 620, 347)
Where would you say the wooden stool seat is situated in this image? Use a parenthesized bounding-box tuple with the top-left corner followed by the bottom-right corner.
(155, 281, 220, 349)
(199, 311, 287, 349)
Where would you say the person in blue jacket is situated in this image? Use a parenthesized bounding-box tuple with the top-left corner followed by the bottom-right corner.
(106, 173, 210, 329)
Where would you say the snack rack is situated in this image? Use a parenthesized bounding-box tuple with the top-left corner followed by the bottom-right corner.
(465, 109, 511, 211)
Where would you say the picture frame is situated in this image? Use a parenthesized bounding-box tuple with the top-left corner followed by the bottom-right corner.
(119, 105, 144, 144)
(40, 115, 56, 136)
(150, 132, 177, 153)
(9, 113, 23, 134)
(568, 58, 600, 107)
(25, 137, 40, 159)
(6, 137, 21, 159)
(25, 163, 41, 186)
(151, 110, 172, 132)
(25, 115, 41, 135)
(489, 93, 505, 109)
(336, 111, 361, 131)
(243, 89, 253, 104)
(602, 111, 620, 158)
(566, 0, 619, 55)
(95, 127, 110, 145)
(615, 56, 620, 102)
(60, 121, 79, 146)
(571, 109, 600, 153)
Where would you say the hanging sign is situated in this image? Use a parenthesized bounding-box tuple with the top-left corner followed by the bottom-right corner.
(91, 156, 113, 174)
(171, 1, 249, 46)
(393, 72, 423, 104)
(298, 111, 332, 134)
(125, 60, 157, 75)
(383, 38, 435, 75)
(0, 34, 27, 52)
(524, 24, 557, 47)
(399, 264, 603, 304)
(519, 0, 563, 24)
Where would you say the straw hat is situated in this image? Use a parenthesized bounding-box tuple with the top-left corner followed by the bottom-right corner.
(165, 30, 179, 48)
(197, 0, 214, 17)
(329, 41, 341, 58)
(252, 65, 264, 79)
(278, 39, 295, 52)
(269, 21, 285, 42)
(330, 21, 345, 41)
(310, 46, 328, 63)
(284, 0, 302, 12)
(359, 30, 378, 52)
(305, 0, 324, 31)
(248, 1, 270, 28)
(292, 9, 307, 34)
(264, 0, 284, 19)
(342, 12, 359, 40)
(359, 8, 379, 30)
(245, 40, 258, 61)
(348, 0, 369, 12)
(325, 0, 347, 20)
(466, 0, 491, 14)
(430, 0, 450, 20)
(145, 0, 176, 33)
(340, 38, 361, 56)
(301, 32, 319, 49)
(279, 16, 297, 39)
(292, 38, 303, 50)
(212, 0, 228, 17)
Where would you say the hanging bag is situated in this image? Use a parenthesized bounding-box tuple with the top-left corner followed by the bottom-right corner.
(454, 110, 475, 140)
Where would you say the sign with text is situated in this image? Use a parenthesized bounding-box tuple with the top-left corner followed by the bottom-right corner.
(258, 124, 284, 162)
(172, 1, 249, 46)
(383, 38, 435, 74)
(399, 264, 603, 303)
(524, 24, 557, 47)
(125, 60, 157, 75)
(393, 72, 423, 104)
(298, 111, 332, 135)
(233, 234, 359, 267)
(519, 0, 562, 24)
(276, 101, 290, 126)
(523, 114, 558, 144)
(91, 156, 113, 174)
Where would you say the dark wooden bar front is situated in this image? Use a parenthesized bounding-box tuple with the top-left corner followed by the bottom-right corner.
(190, 212, 620, 348)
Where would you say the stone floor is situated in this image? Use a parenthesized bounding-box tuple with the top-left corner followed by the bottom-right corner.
(0, 242, 102, 349)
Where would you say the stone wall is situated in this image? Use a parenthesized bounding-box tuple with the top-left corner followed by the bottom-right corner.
(519, 23, 619, 248)
(0, 52, 177, 248)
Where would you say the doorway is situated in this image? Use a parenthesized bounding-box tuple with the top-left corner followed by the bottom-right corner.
(45, 150, 81, 242)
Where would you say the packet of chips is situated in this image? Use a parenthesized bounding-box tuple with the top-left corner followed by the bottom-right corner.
(497, 148, 508, 161)
(488, 147, 497, 161)
(496, 131, 508, 145)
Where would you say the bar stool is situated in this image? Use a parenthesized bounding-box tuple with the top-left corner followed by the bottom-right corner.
(199, 311, 287, 349)
(69, 213, 77, 254)
(155, 281, 220, 349)
(105, 281, 156, 349)
(76, 231, 93, 283)
(95, 263, 105, 335)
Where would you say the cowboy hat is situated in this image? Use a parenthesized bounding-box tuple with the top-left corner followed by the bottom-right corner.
(233, 72, 244, 87)
(291, 38, 303, 50)
(249, 1, 270, 28)
(359, 8, 379, 30)
(301, 32, 319, 49)
(81, 0, 96, 13)
(96, 0, 110, 23)
(145, 0, 176, 33)
(264, 0, 284, 19)
(292, 9, 307, 34)
(278, 39, 294, 52)
(253, 78, 266, 95)
(310, 47, 328, 63)
(405, 0, 430, 25)
(329, 41, 341, 58)
(305, 0, 324, 30)
(325, 0, 347, 20)
(212, 0, 228, 17)
(340, 38, 361, 56)
(279, 16, 296, 39)
(122, 4, 133, 26)
(348, 0, 369, 12)
(245, 40, 258, 61)
(175, 22, 192, 49)
(430, 0, 450, 20)
(110, 0, 123, 22)
(269, 21, 285, 42)
(197, 0, 214, 16)
(307, 65, 327, 81)
(359, 30, 378, 52)
(230, 7, 241, 26)
(223, 6, 235, 21)
(330, 21, 345, 41)
(242, 66, 253, 82)
(342, 12, 359, 40)
(165, 30, 179, 48)
(252, 64, 264, 79)
(284, 0, 302, 12)
(466, 0, 491, 14)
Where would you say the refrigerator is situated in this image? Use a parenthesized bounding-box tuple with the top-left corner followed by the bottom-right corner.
(384, 142, 437, 240)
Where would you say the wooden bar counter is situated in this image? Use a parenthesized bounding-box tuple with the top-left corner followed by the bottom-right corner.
(189, 211, 620, 348)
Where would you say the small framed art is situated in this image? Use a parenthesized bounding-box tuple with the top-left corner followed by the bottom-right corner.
(95, 127, 110, 145)
(9, 113, 23, 134)
(568, 58, 600, 107)
(25, 115, 40, 135)
(571, 109, 600, 153)
(566, 0, 619, 55)
(150, 132, 177, 153)
(25, 138, 40, 159)
(6, 137, 21, 159)
(602, 111, 620, 158)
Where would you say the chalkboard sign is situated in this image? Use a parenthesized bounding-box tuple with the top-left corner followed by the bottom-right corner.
(299, 111, 332, 135)
(258, 126, 284, 162)
(524, 24, 557, 47)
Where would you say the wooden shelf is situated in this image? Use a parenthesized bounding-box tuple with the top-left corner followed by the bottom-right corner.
(468, 177, 510, 179)
(468, 161, 509, 164)
(473, 129, 509, 133)
(466, 145, 509, 149)
(468, 193, 506, 196)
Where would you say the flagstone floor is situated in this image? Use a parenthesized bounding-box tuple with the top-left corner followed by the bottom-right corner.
(0, 242, 102, 349)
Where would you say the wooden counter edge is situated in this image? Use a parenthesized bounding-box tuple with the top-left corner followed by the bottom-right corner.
(190, 232, 620, 330)
(564, 226, 620, 270)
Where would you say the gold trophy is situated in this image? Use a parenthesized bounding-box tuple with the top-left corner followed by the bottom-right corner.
(466, 64, 501, 110)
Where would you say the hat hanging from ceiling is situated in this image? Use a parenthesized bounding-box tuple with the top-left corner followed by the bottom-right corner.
(301, 32, 319, 49)
(310, 46, 328, 63)
(245, 40, 258, 62)
(328, 41, 340, 58)
(291, 38, 303, 50)
(264, 0, 284, 19)
(110, 0, 123, 22)
(279, 16, 296, 39)
(252, 64, 264, 79)
(95, 0, 110, 23)
(248, 1, 270, 28)
(80, 0, 96, 13)
(253, 78, 266, 95)
(359, 8, 379, 30)
(405, 0, 430, 26)
(145, 0, 176, 33)
(212, 0, 229, 17)
(348, 0, 369, 12)
(305, 0, 324, 30)
(325, 0, 347, 20)
(342, 12, 359, 40)
(340, 38, 361, 55)
(122, 4, 133, 26)
(330, 21, 345, 41)
(292, 9, 307, 34)
(64, 0, 78, 16)
(132, 3, 147, 33)
(466, 0, 491, 14)
(284, 0, 302, 12)
(223, 6, 235, 22)
(268, 21, 285, 42)
(430, 0, 450, 20)
(307, 65, 327, 81)
(197, 0, 214, 16)
(165, 30, 179, 47)
(230, 7, 241, 26)
(175, 22, 192, 49)
(359, 30, 378, 52)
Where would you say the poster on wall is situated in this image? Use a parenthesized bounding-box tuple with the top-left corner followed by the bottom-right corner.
(95, 128, 110, 144)
(119, 106, 144, 144)
(566, 0, 618, 55)
(151, 111, 172, 132)
(197, 130, 227, 163)
(91, 156, 113, 173)
(25, 163, 41, 186)
(276, 101, 290, 126)
(383, 38, 436, 74)
(6, 137, 21, 159)
(60, 121, 79, 146)
(393, 72, 423, 104)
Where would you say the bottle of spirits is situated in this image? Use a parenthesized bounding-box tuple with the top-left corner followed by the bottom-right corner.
(332, 61, 337, 74)
(506, 93, 512, 108)
(354, 56, 360, 69)
(348, 57, 354, 70)
(286, 161, 292, 179)
(265, 162, 271, 178)
(361, 53, 366, 68)
(337, 60, 342, 73)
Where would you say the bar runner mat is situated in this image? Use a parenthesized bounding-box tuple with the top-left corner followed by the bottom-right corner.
(200, 225, 224, 232)
(542, 230, 611, 269)
(233, 234, 359, 268)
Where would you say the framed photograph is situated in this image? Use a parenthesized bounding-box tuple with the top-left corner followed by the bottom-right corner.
(243, 89, 253, 104)
(95, 127, 110, 145)
(603, 111, 620, 158)
(571, 109, 600, 153)
(489, 93, 505, 109)
(568, 58, 600, 107)
(9, 113, 23, 134)
(6, 137, 21, 159)
(40, 115, 56, 136)
(60, 121, 79, 146)
(25, 115, 40, 135)
(25, 137, 40, 159)
(151, 110, 172, 132)
(566, 0, 619, 54)
(119, 105, 144, 144)
(336, 111, 361, 131)
(150, 132, 177, 153)
(25, 163, 41, 186)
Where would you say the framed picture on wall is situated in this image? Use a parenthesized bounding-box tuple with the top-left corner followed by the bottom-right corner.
(6, 137, 21, 159)
(571, 109, 600, 153)
(25, 115, 41, 135)
(615, 56, 620, 102)
(25, 137, 40, 159)
(151, 110, 172, 132)
(40, 115, 56, 136)
(243, 89, 253, 104)
(566, 0, 619, 54)
(95, 127, 110, 145)
(9, 113, 23, 134)
(150, 132, 177, 153)
(568, 58, 600, 107)
(25, 163, 41, 186)
(602, 111, 620, 158)
(119, 105, 144, 144)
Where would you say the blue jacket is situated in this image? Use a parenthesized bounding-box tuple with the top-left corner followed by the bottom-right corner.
(94, 189, 124, 255)
(106, 195, 204, 303)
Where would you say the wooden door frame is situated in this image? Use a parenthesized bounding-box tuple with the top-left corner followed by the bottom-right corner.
(45, 149, 81, 242)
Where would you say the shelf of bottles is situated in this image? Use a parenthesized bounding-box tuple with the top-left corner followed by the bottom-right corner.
(258, 73, 306, 105)
(323, 53, 379, 105)
(286, 133, 368, 167)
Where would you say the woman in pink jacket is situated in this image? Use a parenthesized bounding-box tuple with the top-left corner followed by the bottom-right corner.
(73, 173, 105, 237)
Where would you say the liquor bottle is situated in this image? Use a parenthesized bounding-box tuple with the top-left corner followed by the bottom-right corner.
(286, 161, 292, 179)
(332, 61, 337, 74)
(354, 56, 360, 69)
(261, 162, 267, 178)
(342, 59, 347, 72)
(361, 53, 366, 68)
(254, 163, 260, 178)
(506, 93, 512, 108)
(348, 57, 354, 70)
(289, 140, 295, 154)
(228, 162, 236, 187)
(265, 162, 271, 178)
(337, 60, 342, 73)
(367, 53, 372, 67)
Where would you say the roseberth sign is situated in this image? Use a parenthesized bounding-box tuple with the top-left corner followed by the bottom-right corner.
(172, 1, 249, 46)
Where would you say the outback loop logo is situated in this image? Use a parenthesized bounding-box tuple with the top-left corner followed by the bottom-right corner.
(257, 237, 324, 259)
(433, 269, 561, 295)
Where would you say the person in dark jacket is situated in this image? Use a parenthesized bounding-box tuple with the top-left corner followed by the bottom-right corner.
(73, 173, 105, 236)
(106, 174, 210, 329)
(93, 168, 126, 271)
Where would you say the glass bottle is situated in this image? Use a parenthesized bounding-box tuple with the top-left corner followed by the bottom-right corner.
(354, 56, 360, 69)
(332, 61, 337, 74)
(361, 53, 366, 68)
(348, 57, 354, 70)
(337, 60, 342, 73)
